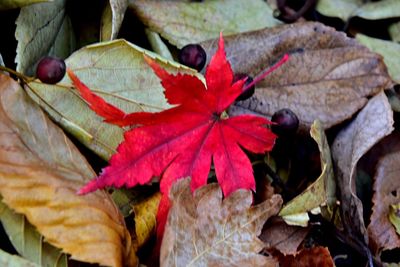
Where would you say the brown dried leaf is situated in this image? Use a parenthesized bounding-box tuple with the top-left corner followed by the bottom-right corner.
(272, 246, 334, 267)
(260, 217, 310, 256)
(368, 151, 400, 252)
(160, 178, 283, 267)
(332, 91, 394, 245)
(0, 74, 137, 267)
(201, 22, 393, 131)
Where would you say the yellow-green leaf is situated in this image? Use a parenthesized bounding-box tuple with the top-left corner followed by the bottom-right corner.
(389, 204, 400, 236)
(0, 0, 48, 10)
(145, 29, 173, 61)
(130, 0, 280, 48)
(389, 21, 400, 43)
(279, 121, 336, 226)
(0, 249, 40, 267)
(316, 0, 400, 21)
(356, 34, 400, 83)
(0, 74, 137, 267)
(100, 0, 128, 41)
(133, 192, 161, 249)
(0, 202, 68, 267)
(26, 39, 199, 160)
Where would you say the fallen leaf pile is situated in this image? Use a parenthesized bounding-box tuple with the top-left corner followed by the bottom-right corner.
(1, 0, 400, 266)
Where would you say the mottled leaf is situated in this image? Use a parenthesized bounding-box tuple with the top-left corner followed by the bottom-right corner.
(0, 249, 40, 267)
(368, 152, 400, 252)
(202, 22, 392, 131)
(279, 120, 336, 226)
(0, 74, 137, 267)
(100, 0, 128, 41)
(133, 192, 161, 249)
(129, 0, 280, 48)
(26, 39, 198, 160)
(317, 0, 400, 21)
(356, 34, 400, 83)
(15, 0, 75, 75)
(0, 202, 67, 267)
(260, 217, 309, 255)
(332, 91, 394, 245)
(160, 178, 282, 267)
(0, 0, 48, 10)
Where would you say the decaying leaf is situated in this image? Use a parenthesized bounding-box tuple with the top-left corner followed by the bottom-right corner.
(27, 39, 198, 160)
(368, 152, 400, 252)
(201, 22, 393, 131)
(356, 34, 400, 83)
(260, 217, 310, 256)
(15, 0, 75, 75)
(316, 0, 400, 21)
(100, 0, 128, 41)
(129, 0, 280, 48)
(0, 202, 68, 267)
(278, 120, 336, 226)
(272, 246, 334, 267)
(133, 192, 161, 249)
(0, 0, 48, 10)
(160, 178, 282, 267)
(0, 249, 40, 267)
(332, 91, 394, 245)
(0, 74, 137, 267)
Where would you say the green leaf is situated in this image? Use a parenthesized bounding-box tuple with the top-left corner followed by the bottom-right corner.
(130, 0, 281, 48)
(389, 204, 400, 236)
(145, 29, 173, 61)
(15, 0, 76, 75)
(356, 34, 400, 83)
(0, 202, 67, 267)
(26, 39, 199, 160)
(0, 0, 48, 10)
(389, 21, 400, 43)
(279, 120, 336, 226)
(316, 0, 400, 21)
(0, 249, 40, 267)
(100, 0, 128, 41)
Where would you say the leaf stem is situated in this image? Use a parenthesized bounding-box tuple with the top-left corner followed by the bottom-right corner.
(242, 54, 290, 93)
(0, 65, 34, 83)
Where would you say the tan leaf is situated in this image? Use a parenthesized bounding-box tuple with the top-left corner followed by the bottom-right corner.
(160, 178, 282, 267)
(201, 22, 393, 131)
(0, 74, 137, 267)
(332, 91, 394, 245)
(260, 217, 310, 256)
(368, 151, 400, 252)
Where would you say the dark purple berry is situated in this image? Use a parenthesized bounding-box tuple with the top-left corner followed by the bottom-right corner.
(234, 73, 255, 101)
(178, 44, 206, 72)
(271, 108, 299, 136)
(36, 56, 66, 84)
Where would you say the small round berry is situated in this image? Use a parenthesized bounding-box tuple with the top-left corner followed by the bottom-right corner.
(36, 56, 66, 84)
(178, 44, 206, 72)
(234, 73, 255, 101)
(271, 108, 299, 136)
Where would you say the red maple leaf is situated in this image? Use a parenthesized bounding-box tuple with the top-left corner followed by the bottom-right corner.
(67, 34, 288, 239)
